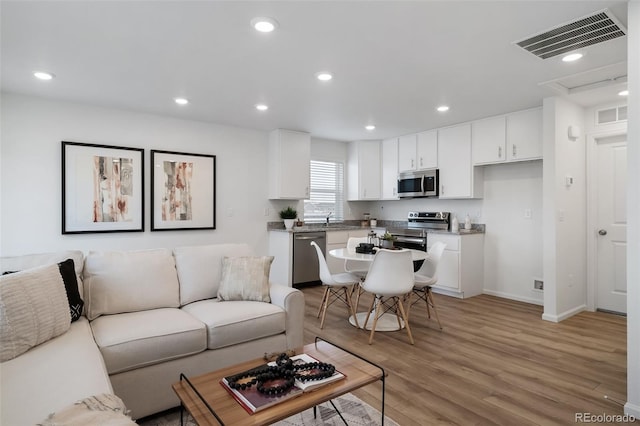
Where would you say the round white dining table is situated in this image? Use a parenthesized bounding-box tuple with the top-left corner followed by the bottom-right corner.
(328, 247, 429, 331)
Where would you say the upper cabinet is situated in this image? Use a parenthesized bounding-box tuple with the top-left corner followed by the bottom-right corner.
(348, 140, 381, 200)
(398, 131, 437, 172)
(472, 107, 542, 166)
(438, 123, 483, 199)
(268, 129, 310, 200)
(506, 107, 542, 162)
(381, 137, 399, 200)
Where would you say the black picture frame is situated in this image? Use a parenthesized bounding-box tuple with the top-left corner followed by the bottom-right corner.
(62, 141, 144, 234)
(150, 150, 216, 231)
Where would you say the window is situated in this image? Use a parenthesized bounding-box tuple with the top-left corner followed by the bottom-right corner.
(304, 160, 344, 222)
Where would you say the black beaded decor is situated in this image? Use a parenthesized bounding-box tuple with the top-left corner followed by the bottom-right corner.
(227, 353, 336, 396)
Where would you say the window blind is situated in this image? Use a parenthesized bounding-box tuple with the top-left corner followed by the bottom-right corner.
(304, 160, 344, 222)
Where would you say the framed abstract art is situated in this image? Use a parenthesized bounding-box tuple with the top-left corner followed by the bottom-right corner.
(150, 150, 216, 231)
(62, 141, 144, 234)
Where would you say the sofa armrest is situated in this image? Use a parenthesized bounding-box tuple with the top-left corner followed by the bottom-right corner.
(269, 283, 304, 350)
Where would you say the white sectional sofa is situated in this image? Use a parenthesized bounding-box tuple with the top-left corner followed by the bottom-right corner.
(0, 244, 305, 425)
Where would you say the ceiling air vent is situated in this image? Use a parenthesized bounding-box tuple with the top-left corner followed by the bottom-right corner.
(515, 9, 626, 59)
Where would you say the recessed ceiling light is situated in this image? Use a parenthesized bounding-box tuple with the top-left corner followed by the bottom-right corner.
(365, 125, 376, 131)
(251, 17, 278, 33)
(255, 104, 269, 111)
(174, 98, 189, 105)
(618, 90, 629, 96)
(316, 72, 333, 82)
(562, 52, 583, 62)
(33, 71, 54, 80)
(436, 105, 450, 112)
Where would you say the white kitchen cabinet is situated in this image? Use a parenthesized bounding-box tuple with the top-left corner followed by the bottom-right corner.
(398, 131, 437, 172)
(427, 233, 484, 299)
(506, 107, 542, 162)
(381, 137, 399, 200)
(437, 123, 483, 199)
(472, 115, 506, 165)
(398, 134, 417, 172)
(325, 229, 369, 274)
(472, 107, 542, 166)
(347, 140, 381, 200)
(268, 129, 310, 200)
(416, 130, 438, 170)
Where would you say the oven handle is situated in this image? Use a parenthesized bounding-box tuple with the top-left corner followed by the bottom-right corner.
(394, 236, 427, 245)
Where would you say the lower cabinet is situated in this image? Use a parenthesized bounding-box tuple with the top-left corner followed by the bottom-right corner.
(427, 233, 484, 298)
(326, 229, 369, 274)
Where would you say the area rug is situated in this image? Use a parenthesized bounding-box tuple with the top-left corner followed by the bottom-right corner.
(136, 392, 398, 426)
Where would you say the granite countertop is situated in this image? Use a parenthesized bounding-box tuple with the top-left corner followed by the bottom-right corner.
(267, 221, 485, 235)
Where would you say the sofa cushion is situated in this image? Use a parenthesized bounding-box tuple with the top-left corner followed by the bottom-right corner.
(84, 249, 180, 320)
(181, 299, 286, 349)
(90, 308, 207, 374)
(0, 264, 71, 362)
(217, 256, 273, 303)
(0, 317, 113, 426)
(1, 250, 85, 298)
(173, 243, 253, 305)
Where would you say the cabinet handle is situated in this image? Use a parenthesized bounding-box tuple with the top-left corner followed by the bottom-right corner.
(512, 144, 516, 157)
(420, 157, 423, 167)
(441, 185, 444, 195)
(498, 146, 502, 158)
(411, 159, 414, 168)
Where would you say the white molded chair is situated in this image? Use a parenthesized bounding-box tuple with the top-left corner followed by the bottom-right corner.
(311, 241, 360, 329)
(361, 249, 415, 345)
(407, 241, 446, 329)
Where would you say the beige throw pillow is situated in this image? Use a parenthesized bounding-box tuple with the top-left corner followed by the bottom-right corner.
(217, 256, 273, 303)
(0, 264, 71, 362)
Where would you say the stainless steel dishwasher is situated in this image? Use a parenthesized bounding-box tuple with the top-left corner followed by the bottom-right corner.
(292, 232, 326, 287)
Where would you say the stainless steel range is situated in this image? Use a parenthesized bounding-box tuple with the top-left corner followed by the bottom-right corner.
(388, 211, 451, 251)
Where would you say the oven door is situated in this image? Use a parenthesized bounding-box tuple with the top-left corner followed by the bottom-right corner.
(397, 174, 424, 198)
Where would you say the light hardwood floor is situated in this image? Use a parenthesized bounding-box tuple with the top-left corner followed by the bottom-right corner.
(299, 285, 632, 425)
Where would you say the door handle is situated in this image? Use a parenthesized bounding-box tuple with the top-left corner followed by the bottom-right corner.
(598, 229, 607, 236)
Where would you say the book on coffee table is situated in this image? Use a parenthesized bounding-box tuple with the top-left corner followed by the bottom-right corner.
(220, 354, 345, 414)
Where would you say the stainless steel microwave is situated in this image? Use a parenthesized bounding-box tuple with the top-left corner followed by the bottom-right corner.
(397, 170, 439, 198)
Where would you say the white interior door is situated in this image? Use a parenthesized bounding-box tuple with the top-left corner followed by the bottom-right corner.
(596, 136, 627, 314)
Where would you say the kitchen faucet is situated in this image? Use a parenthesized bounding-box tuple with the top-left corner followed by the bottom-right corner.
(325, 212, 333, 226)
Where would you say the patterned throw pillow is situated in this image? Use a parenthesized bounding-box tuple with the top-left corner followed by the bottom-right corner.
(57, 258, 84, 322)
(0, 264, 71, 362)
(217, 256, 274, 303)
(1, 258, 84, 322)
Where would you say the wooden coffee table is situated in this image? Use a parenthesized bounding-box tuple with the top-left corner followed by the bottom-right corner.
(172, 337, 386, 426)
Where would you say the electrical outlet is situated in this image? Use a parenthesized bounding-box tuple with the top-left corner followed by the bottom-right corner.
(263, 208, 270, 217)
(534, 279, 543, 290)
(524, 209, 532, 219)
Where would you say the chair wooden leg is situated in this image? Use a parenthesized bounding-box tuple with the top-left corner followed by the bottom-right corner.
(353, 282, 363, 313)
(368, 297, 382, 344)
(394, 297, 403, 329)
(317, 287, 329, 318)
(319, 288, 332, 329)
(345, 286, 360, 328)
(396, 296, 415, 345)
(423, 289, 432, 319)
(405, 292, 413, 322)
(427, 288, 443, 330)
(363, 297, 376, 330)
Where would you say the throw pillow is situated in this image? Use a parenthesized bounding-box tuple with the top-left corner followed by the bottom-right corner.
(58, 258, 84, 322)
(2, 259, 85, 322)
(0, 263, 71, 362)
(217, 256, 274, 303)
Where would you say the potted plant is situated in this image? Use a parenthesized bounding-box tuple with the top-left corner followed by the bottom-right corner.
(380, 231, 396, 249)
(279, 206, 297, 230)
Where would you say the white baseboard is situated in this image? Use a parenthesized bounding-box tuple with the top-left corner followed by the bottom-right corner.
(625, 401, 640, 418)
(542, 304, 587, 323)
(482, 289, 543, 306)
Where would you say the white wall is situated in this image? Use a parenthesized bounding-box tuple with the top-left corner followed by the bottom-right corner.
(625, 0, 640, 418)
(542, 96, 587, 322)
(1, 93, 274, 256)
